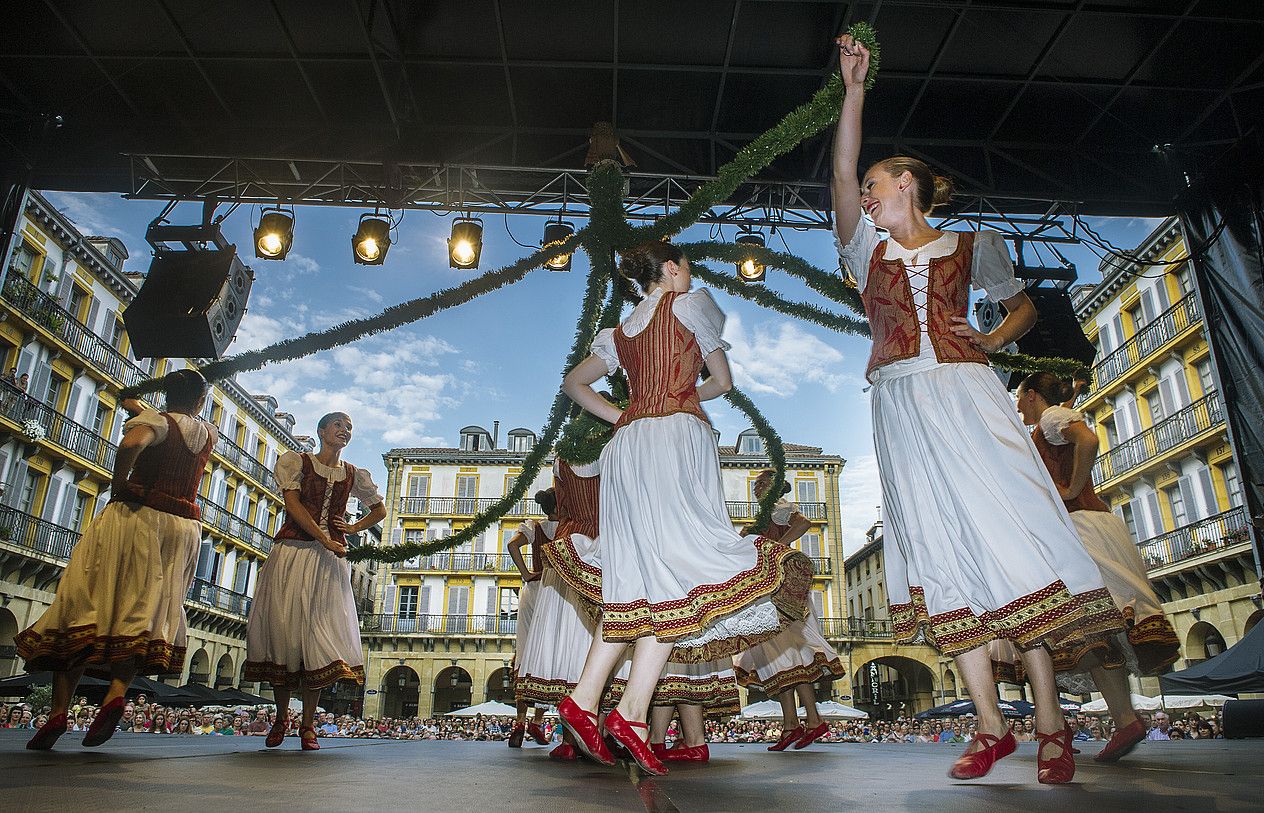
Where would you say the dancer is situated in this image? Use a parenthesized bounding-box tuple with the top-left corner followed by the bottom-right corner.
(643, 661, 742, 764)
(18, 370, 215, 750)
(734, 469, 846, 751)
(244, 411, 385, 751)
(548, 240, 813, 775)
(507, 488, 558, 749)
(832, 34, 1124, 784)
(1011, 372, 1180, 762)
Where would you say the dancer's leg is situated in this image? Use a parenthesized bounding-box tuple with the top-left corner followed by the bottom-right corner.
(650, 705, 674, 745)
(515, 701, 530, 726)
(1017, 646, 1067, 736)
(954, 645, 1009, 753)
(613, 636, 673, 731)
(300, 687, 321, 729)
(532, 706, 546, 724)
(1090, 665, 1140, 729)
(50, 665, 87, 718)
(795, 684, 823, 728)
(569, 622, 631, 712)
(776, 688, 799, 730)
(104, 659, 138, 705)
(677, 704, 706, 747)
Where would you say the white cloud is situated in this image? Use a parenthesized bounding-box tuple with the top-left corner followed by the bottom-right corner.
(347, 284, 385, 305)
(839, 452, 883, 557)
(43, 191, 148, 265)
(723, 313, 858, 396)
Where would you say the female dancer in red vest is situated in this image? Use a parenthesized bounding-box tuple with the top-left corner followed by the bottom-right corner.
(244, 411, 385, 751)
(1012, 372, 1180, 762)
(508, 487, 558, 749)
(20, 370, 215, 750)
(833, 35, 1124, 783)
(735, 469, 846, 752)
(549, 240, 812, 775)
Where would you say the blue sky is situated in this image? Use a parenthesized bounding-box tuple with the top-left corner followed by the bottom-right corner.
(42, 190, 1161, 555)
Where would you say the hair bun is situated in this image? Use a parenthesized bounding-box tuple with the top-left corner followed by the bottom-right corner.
(617, 247, 655, 287)
(931, 175, 954, 208)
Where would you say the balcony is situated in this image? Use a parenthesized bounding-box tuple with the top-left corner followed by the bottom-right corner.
(215, 433, 280, 494)
(1137, 506, 1250, 571)
(1, 386, 118, 472)
(361, 613, 517, 636)
(1091, 294, 1202, 392)
(393, 551, 518, 573)
(810, 556, 832, 575)
(725, 501, 828, 521)
(818, 617, 895, 640)
(1091, 391, 1224, 486)
(397, 496, 541, 517)
(196, 495, 274, 556)
(186, 578, 252, 617)
(0, 503, 79, 561)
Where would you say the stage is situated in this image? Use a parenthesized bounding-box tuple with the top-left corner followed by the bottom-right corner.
(1, 732, 1257, 812)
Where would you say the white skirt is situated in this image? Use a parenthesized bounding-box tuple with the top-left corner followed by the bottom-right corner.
(513, 580, 539, 672)
(244, 538, 365, 689)
(548, 412, 812, 662)
(514, 568, 598, 704)
(734, 604, 846, 695)
(16, 503, 200, 675)
(609, 657, 741, 715)
(872, 361, 1122, 656)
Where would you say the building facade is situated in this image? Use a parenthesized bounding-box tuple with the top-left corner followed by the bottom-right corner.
(0, 190, 318, 695)
(1072, 216, 1262, 690)
(360, 427, 846, 719)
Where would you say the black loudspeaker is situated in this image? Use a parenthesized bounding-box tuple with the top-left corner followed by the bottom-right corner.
(123, 247, 253, 359)
(1222, 699, 1264, 738)
(975, 287, 1096, 388)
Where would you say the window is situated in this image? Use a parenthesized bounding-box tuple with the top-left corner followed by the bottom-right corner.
(460, 431, 489, 451)
(233, 559, 250, 593)
(1146, 391, 1167, 424)
(800, 532, 822, 559)
(810, 591, 824, 617)
(1164, 483, 1188, 528)
(72, 492, 90, 531)
(196, 538, 217, 581)
(737, 432, 764, 454)
(1115, 501, 1138, 542)
(795, 479, 818, 504)
(398, 586, 419, 618)
(509, 433, 534, 452)
(1175, 266, 1194, 297)
(9, 242, 38, 280)
(1195, 359, 1214, 396)
(456, 475, 478, 514)
(44, 374, 66, 408)
(1222, 462, 1243, 508)
(108, 317, 125, 351)
(406, 474, 429, 508)
(19, 470, 41, 513)
(1193, 466, 1219, 519)
(91, 403, 108, 436)
(448, 585, 470, 632)
(67, 286, 89, 322)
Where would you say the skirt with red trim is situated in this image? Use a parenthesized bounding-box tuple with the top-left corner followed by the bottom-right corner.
(15, 503, 201, 676)
(607, 658, 742, 716)
(734, 605, 847, 696)
(514, 567, 598, 705)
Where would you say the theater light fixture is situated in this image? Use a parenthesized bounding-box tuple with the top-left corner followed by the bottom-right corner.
(542, 221, 575, 271)
(352, 211, 391, 265)
(735, 230, 766, 282)
(449, 217, 483, 269)
(253, 206, 294, 260)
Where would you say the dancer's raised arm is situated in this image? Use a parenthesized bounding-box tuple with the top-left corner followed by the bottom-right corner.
(831, 34, 871, 247)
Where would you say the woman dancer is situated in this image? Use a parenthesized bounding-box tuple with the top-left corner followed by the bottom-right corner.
(244, 411, 385, 751)
(833, 35, 1124, 784)
(643, 661, 742, 764)
(735, 470, 846, 752)
(18, 370, 215, 750)
(1013, 372, 1180, 762)
(507, 488, 558, 749)
(548, 240, 812, 775)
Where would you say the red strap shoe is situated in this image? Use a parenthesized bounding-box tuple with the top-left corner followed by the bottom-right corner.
(1094, 718, 1145, 763)
(299, 725, 320, 751)
(793, 722, 829, 750)
(661, 743, 709, 763)
(82, 697, 126, 747)
(768, 725, 804, 751)
(604, 709, 668, 776)
(526, 721, 550, 745)
(508, 722, 525, 748)
(557, 697, 614, 766)
(265, 718, 287, 748)
(948, 729, 1017, 780)
(1036, 726, 1075, 784)
(26, 712, 68, 751)
(549, 742, 578, 761)
(650, 741, 669, 759)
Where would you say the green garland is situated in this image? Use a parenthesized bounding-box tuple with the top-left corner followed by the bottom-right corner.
(724, 387, 787, 536)
(987, 352, 1089, 379)
(691, 263, 870, 337)
(680, 240, 865, 316)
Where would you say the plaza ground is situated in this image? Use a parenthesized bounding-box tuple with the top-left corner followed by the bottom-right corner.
(1, 731, 1258, 812)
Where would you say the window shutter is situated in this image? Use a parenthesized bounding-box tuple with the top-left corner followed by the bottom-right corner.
(58, 485, 77, 527)
(4, 459, 28, 508)
(1195, 467, 1219, 519)
(102, 309, 117, 343)
(811, 590, 825, 617)
(85, 298, 100, 334)
(28, 356, 51, 403)
(384, 583, 397, 616)
(41, 478, 65, 522)
(419, 585, 431, 616)
(485, 585, 496, 617)
(391, 527, 402, 546)
(1157, 377, 1178, 417)
(1153, 279, 1171, 311)
(1139, 288, 1157, 325)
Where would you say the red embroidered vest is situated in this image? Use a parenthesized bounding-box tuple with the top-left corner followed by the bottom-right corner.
(1031, 423, 1109, 514)
(111, 413, 212, 519)
(859, 230, 988, 379)
(275, 454, 358, 542)
(613, 291, 710, 430)
(554, 460, 600, 542)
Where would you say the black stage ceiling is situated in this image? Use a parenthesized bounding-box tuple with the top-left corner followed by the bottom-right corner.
(1, 0, 1262, 217)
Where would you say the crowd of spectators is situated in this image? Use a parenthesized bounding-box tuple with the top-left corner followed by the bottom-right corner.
(0, 698, 1225, 743)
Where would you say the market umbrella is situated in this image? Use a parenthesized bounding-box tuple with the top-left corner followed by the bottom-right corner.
(1080, 694, 1163, 714)
(160, 683, 224, 707)
(217, 686, 270, 705)
(914, 699, 1024, 719)
(446, 701, 518, 717)
(1160, 619, 1264, 695)
(739, 700, 786, 720)
(812, 701, 869, 720)
(1162, 694, 1234, 709)
(0, 672, 109, 696)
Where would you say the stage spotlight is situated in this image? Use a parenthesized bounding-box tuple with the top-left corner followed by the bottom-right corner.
(352, 212, 391, 265)
(449, 217, 484, 269)
(735, 230, 766, 282)
(253, 207, 294, 260)
(542, 221, 575, 271)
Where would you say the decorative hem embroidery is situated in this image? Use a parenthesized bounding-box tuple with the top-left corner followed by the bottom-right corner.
(735, 651, 847, 696)
(242, 659, 365, 690)
(16, 625, 186, 676)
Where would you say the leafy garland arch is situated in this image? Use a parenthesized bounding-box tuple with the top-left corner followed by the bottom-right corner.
(120, 24, 1084, 563)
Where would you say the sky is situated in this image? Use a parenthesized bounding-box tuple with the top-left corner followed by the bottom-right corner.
(41, 189, 1162, 556)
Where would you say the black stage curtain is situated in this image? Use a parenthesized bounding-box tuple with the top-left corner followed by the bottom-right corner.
(1177, 132, 1264, 579)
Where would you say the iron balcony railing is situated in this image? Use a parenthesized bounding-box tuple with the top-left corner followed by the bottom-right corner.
(724, 501, 828, 521)
(1, 386, 118, 472)
(810, 556, 832, 575)
(214, 433, 280, 494)
(361, 613, 517, 636)
(1137, 506, 1250, 571)
(818, 617, 895, 640)
(1091, 391, 1223, 485)
(1092, 294, 1202, 391)
(186, 578, 251, 617)
(196, 495, 274, 556)
(0, 503, 79, 561)
(392, 552, 518, 572)
(397, 496, 541, 517)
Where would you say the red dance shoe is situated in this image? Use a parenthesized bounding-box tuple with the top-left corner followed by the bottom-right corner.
(299, 725, 320, 751)
(604, 709, 667, 776)
(768, 725, 804, 752)
(793, 722, 829, 750)
(1036, 726, 1075, 784)
(526, 721, 550, 746)
(26, 712, 68, 751)
(508, 723, 525, 748)
(557, 698, 614, 766)
(82, 697, 126, 747)
(1094, 718, 1145, 763)
(650, 742, 669, 759)
(948, 730, 1017, 780)
(661, 743, 709, 763)
(265, 719, 287, 748)
(549, 742, 578, 761)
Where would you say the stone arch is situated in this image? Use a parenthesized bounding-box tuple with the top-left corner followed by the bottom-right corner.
(942, 667, 959, 700)
(188, 648, 211, 685)
(0, 608, 18, 678)
(433, 665, 473, 714)
(215, 653, 235, 688)
(382, 665, 420, 719)
(1244, 609, 1263, 637)
(1186, 620, 1228, 663)
(486, 666, 515, 705)
(853, 655, 936, 720)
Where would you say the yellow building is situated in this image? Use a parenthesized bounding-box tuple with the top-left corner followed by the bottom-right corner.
(0, 190, 319, 695)
(1073, 216, 1262, 690)
(361, 427, 845, 719)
